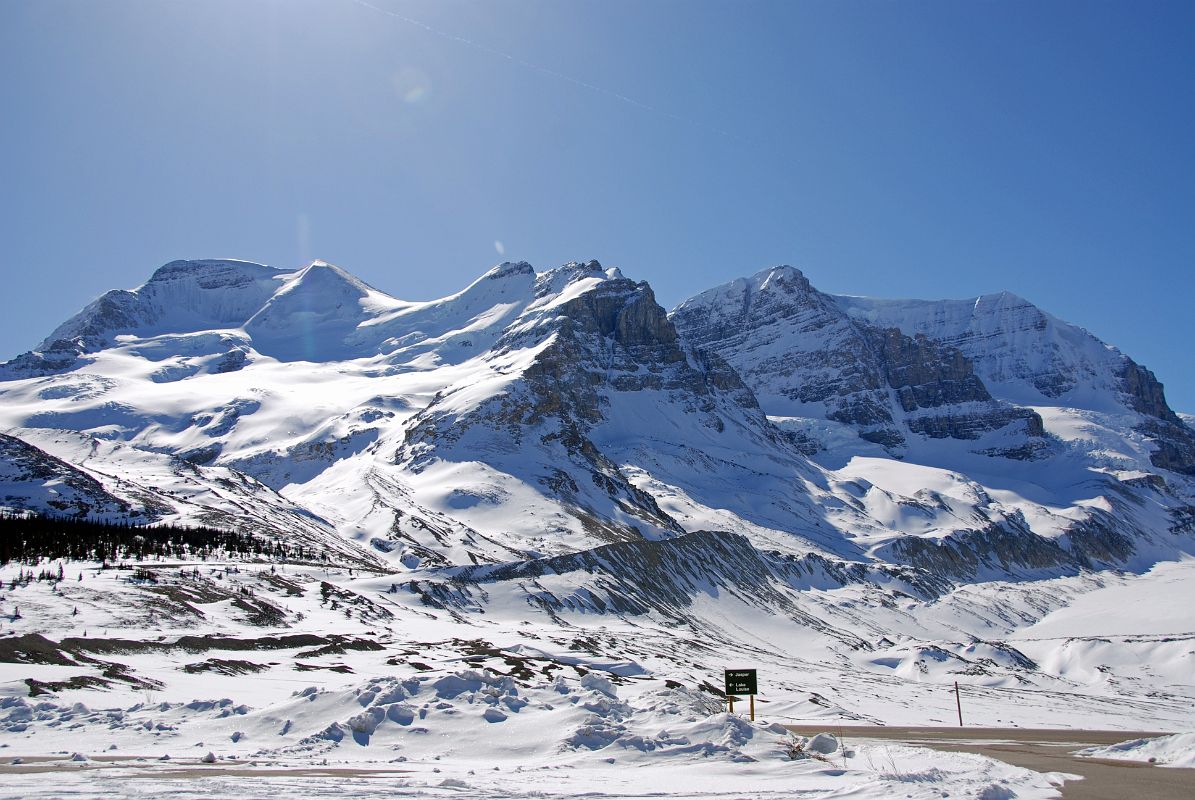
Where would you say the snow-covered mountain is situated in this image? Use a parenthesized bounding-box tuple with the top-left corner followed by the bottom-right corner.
(671, 267, 1049, 458)
(833, 280, 1195, 476)
(1, 258, 1193, 781)
(3, 258, 1192, 579)
(672, 266, 1195, 471)
(0, 260, 825, 568)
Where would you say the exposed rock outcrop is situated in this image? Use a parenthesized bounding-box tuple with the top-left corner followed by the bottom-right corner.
(670, 266, 1046, 456)
(0, 433, 136, 518)
(399, 263, 793, 548)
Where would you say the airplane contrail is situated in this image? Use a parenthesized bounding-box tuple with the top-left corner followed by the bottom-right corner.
(346, 0, 745, 141)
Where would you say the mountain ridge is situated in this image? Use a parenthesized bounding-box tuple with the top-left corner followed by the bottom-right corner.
(1, 257, 1191, 585)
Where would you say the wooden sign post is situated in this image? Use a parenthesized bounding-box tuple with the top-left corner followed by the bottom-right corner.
(724, 669, 758, 722)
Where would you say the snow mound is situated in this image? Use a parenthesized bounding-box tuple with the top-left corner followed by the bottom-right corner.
(807, 732, 839, 754)
(1076, 732, 1195, 768)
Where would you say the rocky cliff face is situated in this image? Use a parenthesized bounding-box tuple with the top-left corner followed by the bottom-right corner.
(0, 338, 89, 380)
(836, 290, 1102, 401)
(670, 266, 1046, 457)
(835, 288, 1195, 475)
(399, 262, 795, 547)
(1119, 360, 1181, 423)
(1114, 361, 1195, 475)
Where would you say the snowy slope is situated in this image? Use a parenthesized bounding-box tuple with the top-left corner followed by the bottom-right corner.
(0, 432, 134, 519)
(834, 285, 1195, 476)
(0, 547, 1186, 798)
(0, 427, 380, 568)
(672, 266, 1195, 581)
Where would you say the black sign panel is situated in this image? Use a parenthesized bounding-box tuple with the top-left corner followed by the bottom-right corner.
(724, 668, 757, 695)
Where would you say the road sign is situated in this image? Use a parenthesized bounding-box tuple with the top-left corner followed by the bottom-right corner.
(724, 668, 757, 696)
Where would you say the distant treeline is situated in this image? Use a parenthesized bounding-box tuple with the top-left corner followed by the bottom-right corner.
(0, 513, 311, 565)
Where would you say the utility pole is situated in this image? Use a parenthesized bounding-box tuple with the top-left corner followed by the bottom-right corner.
(952, 681, 963, 726)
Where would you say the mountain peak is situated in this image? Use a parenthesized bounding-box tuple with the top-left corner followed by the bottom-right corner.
(532, 260, 618, 301)
(972, 289, 1035, 311)
(754, 264, 807, 285)
(34, 259, 288, 351)
(147, 258, 277, 284)
(483, 261, 536, 281)
(672, 264, 822, 322)
(240, 262, 397, 362)
(279, 260, 375, 298)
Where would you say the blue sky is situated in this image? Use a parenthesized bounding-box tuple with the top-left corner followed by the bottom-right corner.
(2, 0, 1192, 409)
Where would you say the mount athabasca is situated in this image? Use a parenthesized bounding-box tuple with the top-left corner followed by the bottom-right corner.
(0, 257, 1192, 799)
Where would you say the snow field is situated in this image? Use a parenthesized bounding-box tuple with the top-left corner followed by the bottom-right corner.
(0, 669, 1066, 800)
